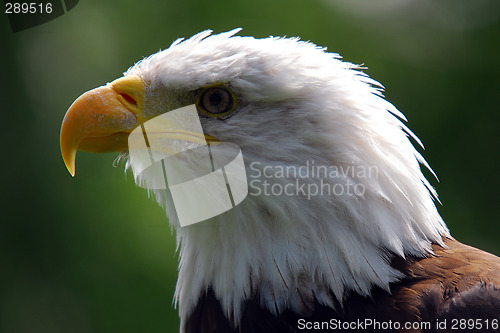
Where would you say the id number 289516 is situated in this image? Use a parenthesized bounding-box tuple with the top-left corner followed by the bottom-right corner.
(5, 2, 53, 14)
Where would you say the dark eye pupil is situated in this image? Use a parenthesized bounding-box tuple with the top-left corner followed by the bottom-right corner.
(209, 92, 222, 106)
(201, 87, 233, 114)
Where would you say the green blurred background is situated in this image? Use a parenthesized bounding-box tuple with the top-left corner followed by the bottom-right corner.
(1, 0, 499, 332)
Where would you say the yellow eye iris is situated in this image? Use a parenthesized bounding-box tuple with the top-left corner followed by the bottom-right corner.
(196, 86, 237, 118)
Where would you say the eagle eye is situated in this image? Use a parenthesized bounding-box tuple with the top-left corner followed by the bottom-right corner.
(197, 86, 236, 118)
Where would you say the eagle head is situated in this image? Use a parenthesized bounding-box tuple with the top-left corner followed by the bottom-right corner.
(60, 29, 450, 328)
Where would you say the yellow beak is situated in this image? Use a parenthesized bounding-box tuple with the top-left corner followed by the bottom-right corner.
(60, 75, 145, 176)
(60, 75, 220, 177)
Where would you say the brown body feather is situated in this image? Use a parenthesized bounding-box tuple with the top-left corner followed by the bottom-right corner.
(185, 238, 500, 333)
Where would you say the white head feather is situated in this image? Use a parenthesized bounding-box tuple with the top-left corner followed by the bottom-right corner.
(124, 29, 449, 328)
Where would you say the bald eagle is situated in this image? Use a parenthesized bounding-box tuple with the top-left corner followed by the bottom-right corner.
(60, 30, 500, 332)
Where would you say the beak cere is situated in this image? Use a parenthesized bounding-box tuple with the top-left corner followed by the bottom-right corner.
(60, 75, 145, 176)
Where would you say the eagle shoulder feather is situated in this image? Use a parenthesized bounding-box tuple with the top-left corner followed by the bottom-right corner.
(185, 238, 500, 333)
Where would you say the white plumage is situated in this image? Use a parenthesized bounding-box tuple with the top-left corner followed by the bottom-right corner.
(62, 29, 500, 333)
(124, 29, 449, 328)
